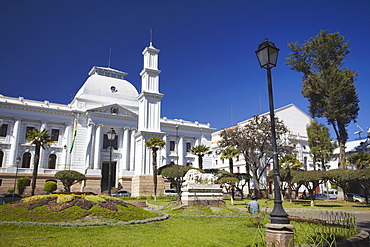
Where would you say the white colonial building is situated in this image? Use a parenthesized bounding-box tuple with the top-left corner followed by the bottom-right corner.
(0, 42, 214, 195)
(211, 104, 315, 181)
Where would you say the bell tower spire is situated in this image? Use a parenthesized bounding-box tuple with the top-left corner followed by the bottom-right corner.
(137, 42, 163, 132)
(134, 42, 165, 178)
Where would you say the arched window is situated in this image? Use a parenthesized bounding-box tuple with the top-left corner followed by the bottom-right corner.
(48, 154, 57, 169)
(22, 152, 31, 168)
(0, 150, 3, 167)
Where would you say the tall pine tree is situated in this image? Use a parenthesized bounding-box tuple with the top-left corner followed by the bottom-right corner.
(286, 30, 359, 169)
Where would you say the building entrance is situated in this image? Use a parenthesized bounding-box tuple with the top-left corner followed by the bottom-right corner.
(101, 161, 116, 193)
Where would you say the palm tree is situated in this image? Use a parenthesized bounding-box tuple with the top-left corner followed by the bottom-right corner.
(220, 147, 240, 200)
(346, 152, 370, 169)
(189, 144, 212, 170)
(279, 154, 302, 203)
(25, 129, 54, 195)
(220, 147, 240, 174)
(145, 137, 166, 201)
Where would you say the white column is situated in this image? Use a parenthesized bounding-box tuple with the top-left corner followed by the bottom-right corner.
(8, 118, 21, 167)
(39, 121, 47, 168)
(62, 124, 71, 170)
(85, 120, 94, 169)
(93, 125, 102, 170)
(129, 129, 136, 171)
(178, 136, 184, 166)
(161, 135, 167, 167)
(122, 128, 130, 170)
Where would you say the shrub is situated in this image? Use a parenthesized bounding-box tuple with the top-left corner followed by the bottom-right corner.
(85, 195, 106, 203)
(43, 181, 57, 193)
(54, 170, 86, 192)
(57, 195, 74, 204)
(23, 195, 56, 203)
(17, 177, 30, 195)
(7, 188, 14, 193)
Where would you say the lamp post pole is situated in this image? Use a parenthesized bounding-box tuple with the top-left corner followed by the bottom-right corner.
(175, 125, 180, 198)
(12, 156, 21, 202)
(107, 128, 116, 196)
(256, 39, 293, 246)
(266, 67, 289, 224)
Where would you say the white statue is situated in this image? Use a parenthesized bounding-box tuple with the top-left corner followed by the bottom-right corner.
(183, 169, 216, 187)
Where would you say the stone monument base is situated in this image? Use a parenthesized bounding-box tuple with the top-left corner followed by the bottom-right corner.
(265, 223, 294, 247)
(131, 175, 165, 197)
(181, 184, 225, 207)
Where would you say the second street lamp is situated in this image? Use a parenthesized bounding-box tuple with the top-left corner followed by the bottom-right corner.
(255, 39, 289, 225)
(107, 128, 116, 196)
(12, 156, 21, 202)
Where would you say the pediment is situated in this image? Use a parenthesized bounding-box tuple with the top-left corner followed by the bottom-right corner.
(87, 104, 137, 118)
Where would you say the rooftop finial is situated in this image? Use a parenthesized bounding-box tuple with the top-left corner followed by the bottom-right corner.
(150, 28, 153, 46)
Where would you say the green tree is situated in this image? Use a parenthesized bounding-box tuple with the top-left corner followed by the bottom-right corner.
(25, 129, 54, 195)
(292, 170, 328, 206)
(286, 30, 359, 169)
(345, 152, 370, 169)
(145, 137, 166, 201)
(54, 170, 86, 192)
(327, 169, 357, 200)
(219, 115, 289, 197)
(43, 181, 57, 193)
(353, 168, 370, 203)
(220, 147, 240, 174)
(17, 177, 30, 195)
(306, 120, 337, 170)
(279, 155, 302, 203)
(234, 173, 251, 199)
(189, 144, 212, 170)
(217, 170, 239, 205)
(158, 164, 195, 199)
(220, 147, 240, 200)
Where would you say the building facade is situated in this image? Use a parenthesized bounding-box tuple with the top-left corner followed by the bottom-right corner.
(0, 43, 214, 195)
(211, 104, 314, 189)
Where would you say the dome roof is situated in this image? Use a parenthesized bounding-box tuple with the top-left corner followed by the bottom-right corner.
(72, 67, 139, 111)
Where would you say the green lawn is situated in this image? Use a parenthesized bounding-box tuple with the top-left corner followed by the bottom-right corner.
(0, 215, 357, 247)
(0, 196, 365, 247)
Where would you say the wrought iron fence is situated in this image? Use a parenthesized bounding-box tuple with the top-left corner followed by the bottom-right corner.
(286, 209, 357, 228)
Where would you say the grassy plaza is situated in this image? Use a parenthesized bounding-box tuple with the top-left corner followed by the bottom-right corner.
(0, 196, 367, 246)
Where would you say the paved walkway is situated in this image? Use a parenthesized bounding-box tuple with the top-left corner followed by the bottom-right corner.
(351, 211, 370, 234)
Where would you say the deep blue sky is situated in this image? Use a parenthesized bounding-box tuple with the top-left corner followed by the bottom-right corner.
(1, 0, 369, 141)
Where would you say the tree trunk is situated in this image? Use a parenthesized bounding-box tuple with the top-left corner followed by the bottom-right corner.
(31, 144, 41, 196)
(252, 169, 261, 198)
(229, 158, 233, 174)
(152, 150, 157, 201)
(338, 141, 346, 169)
(198, 155, 203, 170)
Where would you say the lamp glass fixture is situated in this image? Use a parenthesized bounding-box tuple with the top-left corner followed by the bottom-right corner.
(255, 39, 279, 69)
(107, 128, 116, 141)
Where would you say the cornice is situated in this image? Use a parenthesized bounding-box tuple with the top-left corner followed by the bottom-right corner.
(137, 92, 164, 100)
(0, 103, 74, 117)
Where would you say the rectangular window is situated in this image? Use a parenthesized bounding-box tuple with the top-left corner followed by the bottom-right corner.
(103, 134, 118, 150)
(25, 126, 35, 138)
(186, 142, 191, 152)
(170, 141, 175, 151)
(0, 124, 8, 137)
(51, 129, 59, 141)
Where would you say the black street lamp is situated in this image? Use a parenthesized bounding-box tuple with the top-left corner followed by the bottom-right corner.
(256, 39, 289, 225)
(12, 156, 21, 202)
(175, 125, 180, 199)
(107, 128, 116, 196)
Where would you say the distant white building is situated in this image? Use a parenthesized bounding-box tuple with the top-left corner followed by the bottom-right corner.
(0, 43, 214, 195)
(327, 130, 370, 170)
(211, 104, 314, 178)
